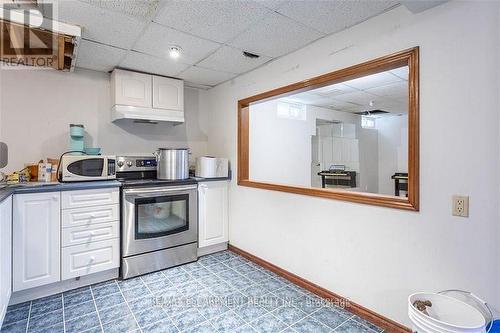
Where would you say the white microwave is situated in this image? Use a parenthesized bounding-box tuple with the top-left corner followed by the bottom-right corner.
(60, 155, 116, 182)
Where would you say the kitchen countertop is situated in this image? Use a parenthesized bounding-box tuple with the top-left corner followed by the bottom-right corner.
(0, 176, 230, 203)
(192, 169, 232, 182)
(0, 180, 122, 203)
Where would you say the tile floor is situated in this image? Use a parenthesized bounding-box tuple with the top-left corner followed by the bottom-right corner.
(0, 250, 384, 333)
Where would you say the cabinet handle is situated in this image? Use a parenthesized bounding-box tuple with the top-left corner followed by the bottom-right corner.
(52, 196, 58, 201)
(89, 256, 95, 262)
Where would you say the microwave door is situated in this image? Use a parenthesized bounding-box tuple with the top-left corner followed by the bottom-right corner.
(66, 158, 105, 180)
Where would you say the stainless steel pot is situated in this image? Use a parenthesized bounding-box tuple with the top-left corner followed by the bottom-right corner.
(154, 148, 189, 180)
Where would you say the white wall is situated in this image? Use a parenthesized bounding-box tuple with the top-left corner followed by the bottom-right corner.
(249, 99, 314, 187)
(206, 1, 499, 326)
(0, 68, 208, 173)
(249, 100, 361, 187)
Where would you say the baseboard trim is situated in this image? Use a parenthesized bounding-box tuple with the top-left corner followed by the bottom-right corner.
(228, 244, 410, 333)
(198, 242, 228, 257)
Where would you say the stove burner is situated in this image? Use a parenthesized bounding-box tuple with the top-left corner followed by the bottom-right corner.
(119, 178, 198, 187)
(115, 155, 197, 187)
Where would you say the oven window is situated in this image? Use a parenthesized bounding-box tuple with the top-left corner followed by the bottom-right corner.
(67, 158, 104, 177)
(135, 194, 189, 239)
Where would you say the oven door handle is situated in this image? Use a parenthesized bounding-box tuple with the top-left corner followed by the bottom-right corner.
(123, 185, 197, 197)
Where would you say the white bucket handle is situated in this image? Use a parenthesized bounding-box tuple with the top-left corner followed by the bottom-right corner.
(438, 290, 493, 333)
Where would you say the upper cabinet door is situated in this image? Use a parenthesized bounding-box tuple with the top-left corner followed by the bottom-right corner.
(152, 76, 184, 111)
(13, 192, 61, 292)
(112, 69, 152, 108)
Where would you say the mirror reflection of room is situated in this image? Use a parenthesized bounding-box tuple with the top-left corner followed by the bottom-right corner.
(249, 66, 409, 197)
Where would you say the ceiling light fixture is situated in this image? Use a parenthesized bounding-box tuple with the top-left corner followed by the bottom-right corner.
(169, 46, 182, 59)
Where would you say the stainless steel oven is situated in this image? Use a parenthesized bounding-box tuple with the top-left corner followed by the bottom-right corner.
(120, 175, 198, 279)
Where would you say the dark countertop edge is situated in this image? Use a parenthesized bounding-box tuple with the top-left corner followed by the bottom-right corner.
(0, 181, 122, 203)
(193, 176, 231, 182)
(0, 190, 13, 203)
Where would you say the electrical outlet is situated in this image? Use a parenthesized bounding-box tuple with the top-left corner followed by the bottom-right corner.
(452, 195, 469, 217)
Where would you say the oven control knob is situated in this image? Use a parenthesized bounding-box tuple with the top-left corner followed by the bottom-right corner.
(117, 160, 124, 167)
(126, 161, 133, 167)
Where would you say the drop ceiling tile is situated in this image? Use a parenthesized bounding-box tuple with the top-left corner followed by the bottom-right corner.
(284, 91, 335, 106)
(179, 66, 236, 87)
(76, 39, 127, 72)
(328, 99, 363, 111)
(154, 1, 272, 43)
(377, 100, 408, 113)
(255, 0, 286, 10)
(197, 46, 272, 74)
(333, 91, 379, 107)
(342, 71, 401, 91)
(228, 11, 324, 58)
(133, 23, 221, 65)
(120, 51, 189, 77)
(54, 0, 147, 49)
(276, 0, 398, 34)
(365, 81, 408, 99)
(390, 66, 409, 80)
(312, 83, 357, 97)
(77, 0, 161, 21)
(400, 0, 448, 14)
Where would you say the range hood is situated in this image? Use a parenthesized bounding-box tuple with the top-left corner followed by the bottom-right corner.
(111, 105, 185, 124)
(0, 5, 81, 71)
(111, 69, 185, 124)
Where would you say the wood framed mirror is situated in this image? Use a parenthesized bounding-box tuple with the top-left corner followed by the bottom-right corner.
(238, 47, 419, 211)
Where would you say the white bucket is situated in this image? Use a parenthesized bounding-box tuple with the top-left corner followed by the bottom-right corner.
(409, 293, 486, 333)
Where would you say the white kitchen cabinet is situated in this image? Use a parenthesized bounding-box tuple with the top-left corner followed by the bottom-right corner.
(321, 137, 334, 165)
(13, 192, 60, 292)
(349, 138, 359, 163)
(320, 137, 359, 168)
(342, 123, 356, 139)
(153, 76, 184, 111)
(62, 188, 120, 279)
(111, 69, 185, 123)
(332, 137, 343, 163)
(111, 69, 152, 108)
(198, 181, 229, 249)
(62, 221, 119, 247)
(62, 239, 119, 280)
(0, 197, 12, 324)
(62, 188, 119, 209)
(62, 204, 119, 228)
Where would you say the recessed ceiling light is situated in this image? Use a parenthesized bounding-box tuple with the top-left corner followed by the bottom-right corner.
(169, 46, 182, 59)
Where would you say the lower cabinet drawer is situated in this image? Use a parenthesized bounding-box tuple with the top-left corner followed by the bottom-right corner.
(62, 204, 119, 228)
(62, 222, 119, 247)
(62, 188, 119, 209)
(62, 239, 119, 280)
